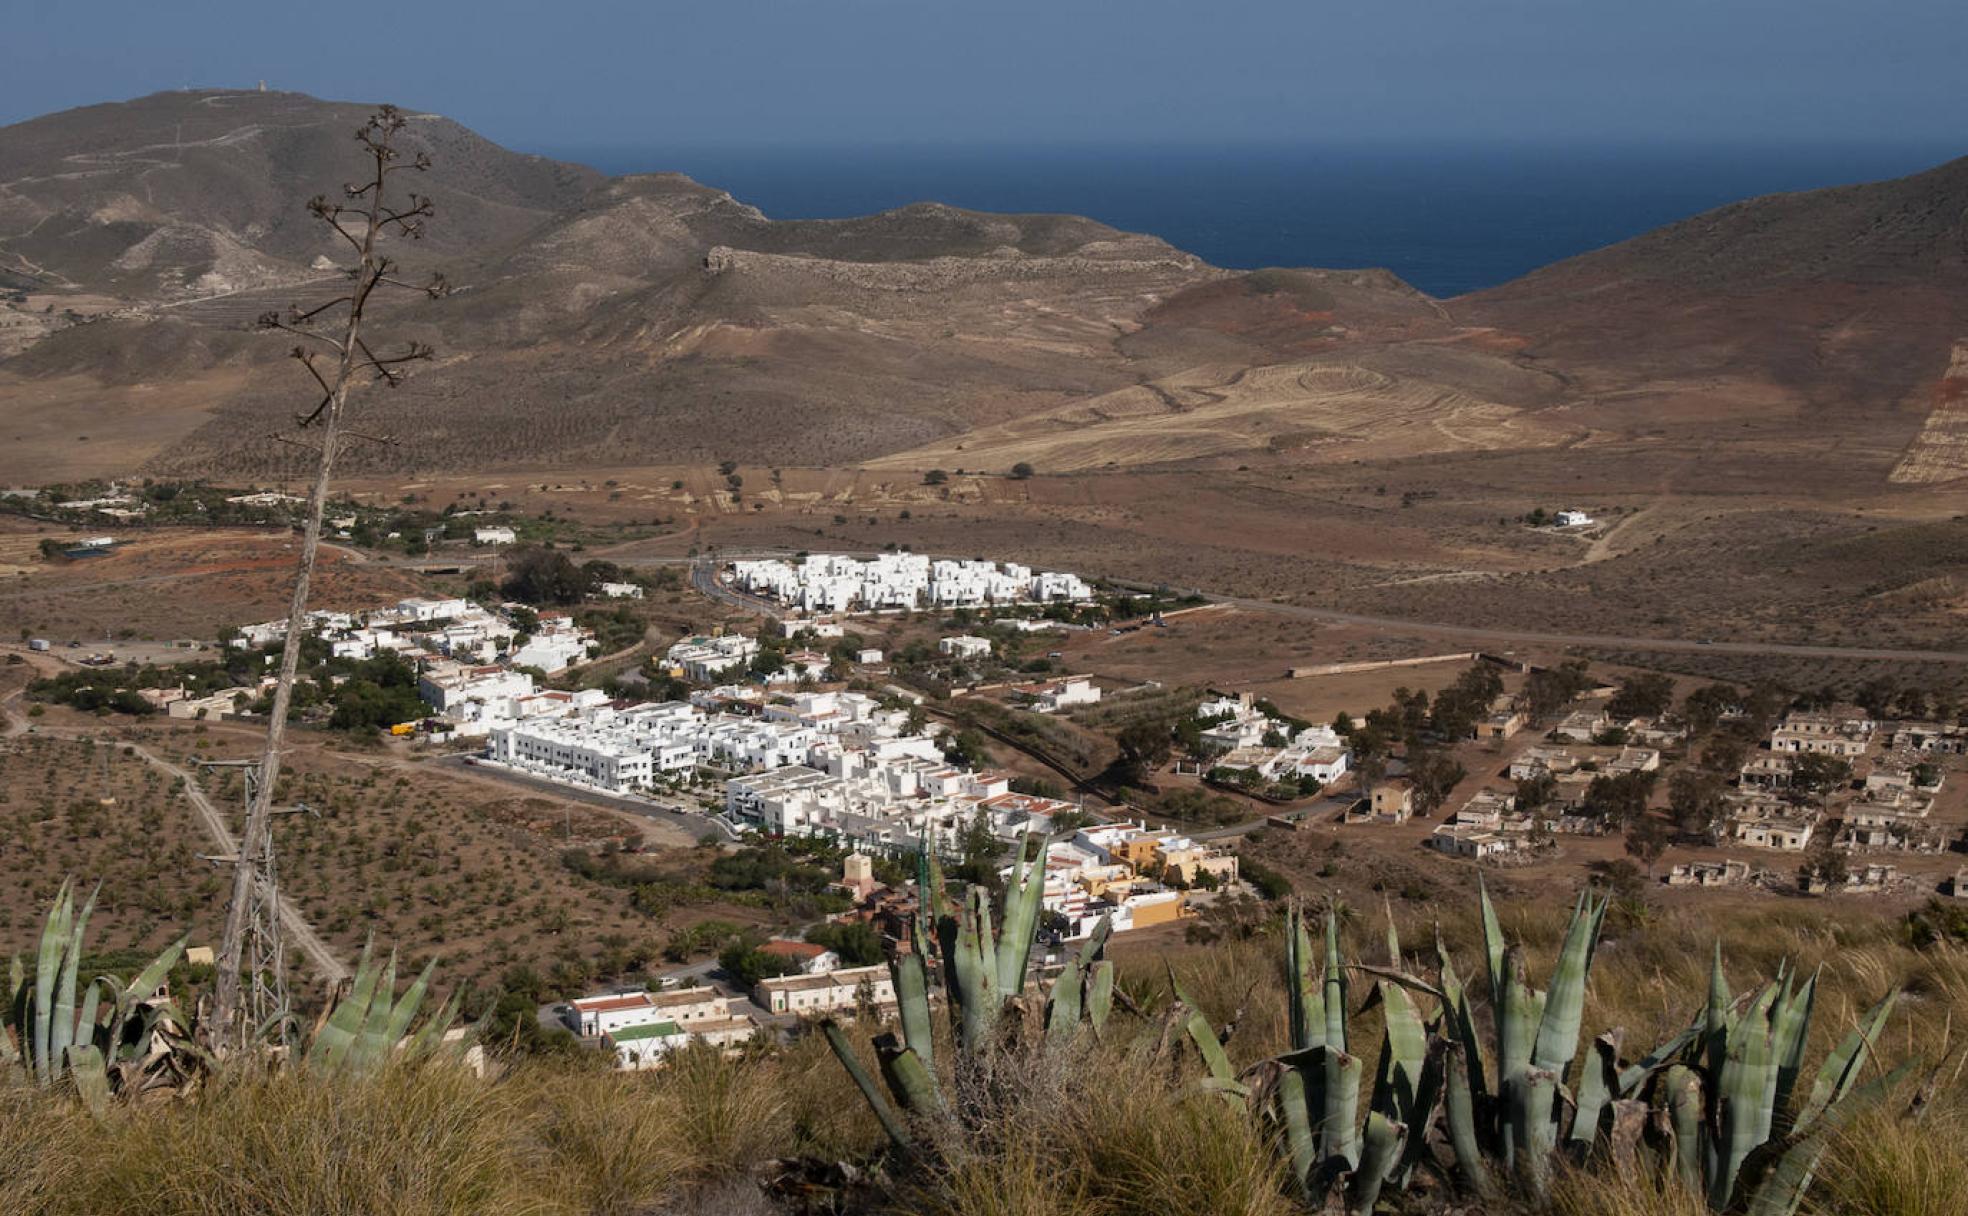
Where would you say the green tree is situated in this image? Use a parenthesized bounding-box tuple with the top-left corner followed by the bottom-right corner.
(1525, 660, 1594, 722)
(1667, 768, 1727, 839)
(1624, 813, 1671, 877)
(1114, 718, 1173, 782)
(502, 547, 591, 605)
(1009, 462, 1035, 480)
(1681, 683, 1740, 735)
(804, 920, 885, 966)
(1514, 771, 1557, 814)
(1407, 748, 1467, 814)
(1607, 673, 1676, 720)
(718, 941, 803, 989)
(1791, 753, 1853, 801)
(1583, 769, 1657, 827)
(948, 808, 1004, 894)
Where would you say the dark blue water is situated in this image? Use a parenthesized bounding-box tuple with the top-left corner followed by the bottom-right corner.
(544, 141, 1960, 298)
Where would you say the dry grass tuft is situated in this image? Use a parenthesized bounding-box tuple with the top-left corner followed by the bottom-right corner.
(1809, 1103, 1968, 1216)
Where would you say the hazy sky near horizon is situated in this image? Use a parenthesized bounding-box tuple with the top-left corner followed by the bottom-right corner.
(5, 0, 1965, 151)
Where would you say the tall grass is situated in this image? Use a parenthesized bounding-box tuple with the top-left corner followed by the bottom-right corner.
(2, 894, 1960, 1215)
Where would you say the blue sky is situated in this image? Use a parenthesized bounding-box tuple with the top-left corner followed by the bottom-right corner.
(5, 0, 1965, 150)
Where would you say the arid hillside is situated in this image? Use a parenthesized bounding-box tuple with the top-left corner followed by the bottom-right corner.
(2, 90, 1966, 496)
(1456, 154, 1968, 486)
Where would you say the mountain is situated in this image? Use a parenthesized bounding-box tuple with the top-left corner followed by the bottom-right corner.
(0, 90, 597, 300)
(1454, 156, 1968, 484)
(1, 90, 1963, 491)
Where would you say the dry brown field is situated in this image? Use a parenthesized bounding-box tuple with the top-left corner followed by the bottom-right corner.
(0, 697, 793, 994)
(0, 522, 423, 643)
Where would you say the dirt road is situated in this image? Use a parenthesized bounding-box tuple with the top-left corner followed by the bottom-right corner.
(0, 655, 347, 984)
(123, 743, 350, 985)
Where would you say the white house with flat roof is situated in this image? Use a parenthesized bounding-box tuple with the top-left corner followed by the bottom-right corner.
(938, 635, 992, 660)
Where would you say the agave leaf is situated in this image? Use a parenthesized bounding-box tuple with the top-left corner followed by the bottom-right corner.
(995, 834, 1046, 996)
(1703, 943, 1733, 1105)
(1439, 950, 1489, 1106)
(1347, 1111, 1407, 1214)
(1793, 988, 1896, 1136)
(1396, 1035, 1448, 1185)
(1617, 1019, 1701, 1096)
(49, 882, 97, 1084)
(75, 978, 101, 1056)
(1322, 911, 1347, 1056)
(948, 899, 991, 1053)
(1517, 1066, 1560, 1195)
(1278, 1064, 1319, 1199)
(1045, 955, 1084, 1041)
(1710, 983, 1780, 1209)
(971, 888, 1001, 1016)
(307, 938, 380, 1072)
(1663, 1062, 1704, 1194)
(404, 988, 462, 1061)
(1496, 948, 1541, 1166)
(381, 957, 437, 1047)
(1769, 968, 1818, 1126)
(912, 833, 937, 956)
(875, 1034, 944, 1114)
(893, 952, 939, 1064)
(1369, 980, 1428, 1123)
(1085, 960, 1115, 1031)
(1287, 904, 1322, 1053)
(350, 950, 402, 1075)
(1181, 1005, 1238, 1093)
(1570, 1029, 1621, 1146)
(1741, 1060, 1914, 1216)
(1477, 876, 1506, 1001)
(34, 880, 73, 1085)
(1443, 1038, 1495, 1198)
(1531, 890, 1600, 1078)
(821, 1019, 913, 1152)
(108, 936, 187, 1051)
(65, 1043, 109, 1117)
(1322, 1046, 1363, 1171)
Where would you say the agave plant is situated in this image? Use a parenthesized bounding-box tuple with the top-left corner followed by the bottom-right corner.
(823, 833, 1091, 1152)
(1240, 884, 1904, 1215)
(303, 938, 464, 1078)
(1650, 950, 1905, 1215)
(4, 879, 205, 1112)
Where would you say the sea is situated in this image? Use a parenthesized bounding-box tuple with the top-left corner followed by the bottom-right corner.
(544, 141, 1959, 299)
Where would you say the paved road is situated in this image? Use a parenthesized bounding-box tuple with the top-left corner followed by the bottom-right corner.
(689, 558, 783, 620)
(433, 754, 737, 842)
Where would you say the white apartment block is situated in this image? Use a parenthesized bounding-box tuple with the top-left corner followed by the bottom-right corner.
(599, 582, 643, 599)
(728, 553, 1092, 614)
